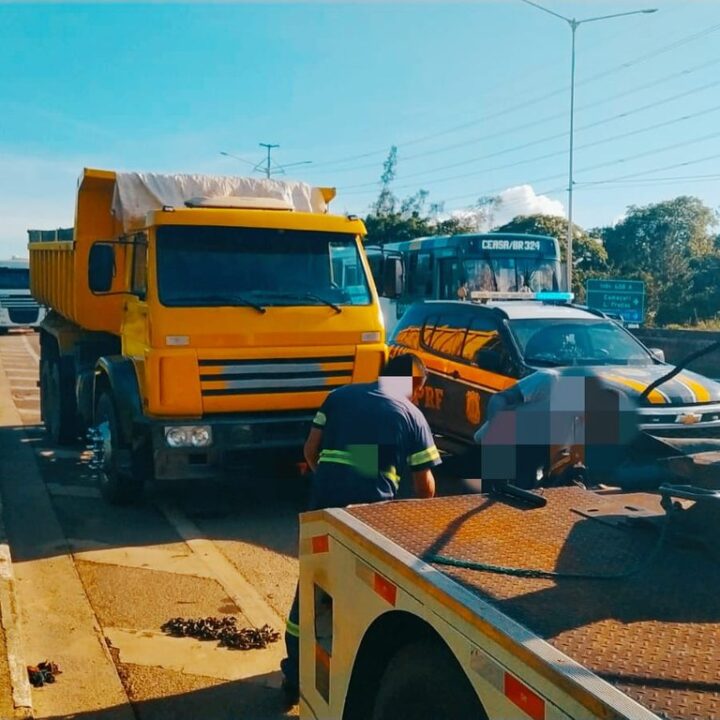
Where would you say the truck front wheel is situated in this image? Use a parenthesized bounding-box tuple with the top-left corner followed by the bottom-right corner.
(371, 640, 486, 720)
(95, 392, 144, 505)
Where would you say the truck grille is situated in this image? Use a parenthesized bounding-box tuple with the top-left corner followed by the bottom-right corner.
(0, 295, 40, 324)
(199, 355, 354, 397)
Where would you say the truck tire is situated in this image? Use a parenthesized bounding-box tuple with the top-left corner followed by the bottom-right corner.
(95, 392, 144, 505)
(43, 356, 77, 445)
(371, 640, 486, 720)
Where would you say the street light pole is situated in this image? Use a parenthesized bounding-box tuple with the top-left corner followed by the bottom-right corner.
(520, 1, 657, 293)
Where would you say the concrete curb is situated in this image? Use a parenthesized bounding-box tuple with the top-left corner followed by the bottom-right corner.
(0, 357, 33, 719)
(0, 498, 33, 719)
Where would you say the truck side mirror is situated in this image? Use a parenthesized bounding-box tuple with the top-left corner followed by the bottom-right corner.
(88, 243, 115, 293)
(382, 257, 404, 299)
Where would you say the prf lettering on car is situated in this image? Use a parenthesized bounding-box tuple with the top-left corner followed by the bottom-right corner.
(480, 238, 542, 252)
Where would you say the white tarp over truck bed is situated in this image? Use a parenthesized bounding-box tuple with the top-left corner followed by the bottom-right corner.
(111, 172, 330, 230)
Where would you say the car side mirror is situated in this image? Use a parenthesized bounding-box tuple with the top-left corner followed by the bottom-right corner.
(649, 347, 665, 363)
(88, 243, 115, 293)
(382, 257, 404, 299)
(474, 348, 505, 374)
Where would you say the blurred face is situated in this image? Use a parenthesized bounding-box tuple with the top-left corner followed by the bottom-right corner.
(378, 373, 427, 403)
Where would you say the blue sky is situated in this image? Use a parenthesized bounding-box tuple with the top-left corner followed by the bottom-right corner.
(2, 1, 720, 256)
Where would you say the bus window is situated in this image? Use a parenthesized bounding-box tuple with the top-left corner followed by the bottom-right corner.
(408, 252, 433, 296)
(439, 258, 462, 299)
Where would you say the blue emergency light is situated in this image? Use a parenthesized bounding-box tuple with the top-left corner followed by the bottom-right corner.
(536, 291, 574, 302)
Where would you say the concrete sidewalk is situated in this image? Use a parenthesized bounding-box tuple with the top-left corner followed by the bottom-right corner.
(0, 354, 33, 719)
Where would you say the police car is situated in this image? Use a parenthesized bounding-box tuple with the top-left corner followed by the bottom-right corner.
(388, 297, 720, 484)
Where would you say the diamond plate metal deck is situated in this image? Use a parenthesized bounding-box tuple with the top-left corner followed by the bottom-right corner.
(348, 488, 720, 720)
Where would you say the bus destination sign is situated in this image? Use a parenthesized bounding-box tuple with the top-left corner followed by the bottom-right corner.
(480, 238, 542, 252)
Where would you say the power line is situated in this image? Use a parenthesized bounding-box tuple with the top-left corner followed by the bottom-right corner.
(437, 139, 720, 208)
(308, 22, 720, 172)
(340, 103, 720, 196)
(339, 82, 720, 192)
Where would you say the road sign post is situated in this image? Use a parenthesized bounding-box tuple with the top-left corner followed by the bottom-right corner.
(586, 279, 645, 323)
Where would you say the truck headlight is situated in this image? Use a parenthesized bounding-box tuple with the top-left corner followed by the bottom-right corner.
(190, 426, 212, 447)
(165, 425, 212, 448)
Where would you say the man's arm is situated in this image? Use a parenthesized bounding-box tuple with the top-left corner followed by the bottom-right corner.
(412, 468, 436, 498)
(304, 427, 323, 472)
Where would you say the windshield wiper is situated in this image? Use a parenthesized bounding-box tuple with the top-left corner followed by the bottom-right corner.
(170, 294, 266, 313)
(260, 291, 342, 314)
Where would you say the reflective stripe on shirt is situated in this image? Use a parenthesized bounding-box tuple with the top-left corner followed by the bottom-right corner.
(408, 445, 440, 467)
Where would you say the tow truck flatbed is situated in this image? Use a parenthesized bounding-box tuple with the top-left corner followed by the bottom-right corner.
(300, 487, 720, 720)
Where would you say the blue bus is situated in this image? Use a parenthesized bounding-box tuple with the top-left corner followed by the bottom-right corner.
(367, 233, 564, 335)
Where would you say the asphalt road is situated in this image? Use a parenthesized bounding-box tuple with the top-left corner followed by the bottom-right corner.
(0, 331, 471, 720)
(0, 331, 303, 720)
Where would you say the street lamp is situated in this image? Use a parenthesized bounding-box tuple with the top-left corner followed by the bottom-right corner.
(520, 1, 657, 293)
(219, 151, 257, 169)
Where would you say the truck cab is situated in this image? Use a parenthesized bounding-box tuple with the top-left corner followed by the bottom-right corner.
(30, 168, 386, 503)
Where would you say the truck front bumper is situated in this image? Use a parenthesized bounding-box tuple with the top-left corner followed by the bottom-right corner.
(141, 411, 314, 480)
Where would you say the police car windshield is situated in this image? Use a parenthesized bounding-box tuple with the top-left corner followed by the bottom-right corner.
(508, 318, 654, 367)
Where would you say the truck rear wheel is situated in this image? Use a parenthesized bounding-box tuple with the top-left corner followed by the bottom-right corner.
(371, 640, 486, 720)
(95, 392, 144, 505)
(42, 356, 77, 445)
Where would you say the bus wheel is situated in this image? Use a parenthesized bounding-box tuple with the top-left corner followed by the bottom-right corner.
(372, 640, 486, 720)
(94, 392, 144, 505)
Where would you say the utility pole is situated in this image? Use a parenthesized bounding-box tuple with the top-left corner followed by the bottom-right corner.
(259, 143, 280, 179)
(520, 0, 657, 293)
(220, 145, 312, 179)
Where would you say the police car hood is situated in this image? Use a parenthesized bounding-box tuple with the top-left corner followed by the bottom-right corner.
(590, 365, 720, 406)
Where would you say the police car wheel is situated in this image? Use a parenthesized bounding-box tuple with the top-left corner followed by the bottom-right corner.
(372, 640, 487, 720)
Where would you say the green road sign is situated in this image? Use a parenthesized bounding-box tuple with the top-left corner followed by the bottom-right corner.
(586, 279, 645, 323)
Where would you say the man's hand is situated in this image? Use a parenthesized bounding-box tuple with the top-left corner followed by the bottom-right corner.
(304, 427, 323, 472)
(412, 468, 436, 498)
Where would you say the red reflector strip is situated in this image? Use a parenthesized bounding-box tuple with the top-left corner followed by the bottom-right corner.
(315, 643, 331, 669)
(505, 673, 545, 720)
(373, 572, 397, 606)
(311, 534, 329, 554)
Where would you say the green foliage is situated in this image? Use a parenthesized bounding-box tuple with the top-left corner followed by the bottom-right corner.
(364, 148, 476, 245)
(599, 197, 718, 325)
(364, 147, 719, 327)
(492, 214, 608, 299)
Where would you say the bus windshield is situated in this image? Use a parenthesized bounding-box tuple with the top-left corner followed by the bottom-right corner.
(463, 257, 559, 293)
(0, 267, 30, 290)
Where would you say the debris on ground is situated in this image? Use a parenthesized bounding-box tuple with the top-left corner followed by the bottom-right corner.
(161, 616, 281, 650)
(27, 661, 62, 687)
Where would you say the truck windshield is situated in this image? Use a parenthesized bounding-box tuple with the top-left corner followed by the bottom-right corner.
(509, 318, 654, 367)
(463, 257, 559, 293)
(156, 226, 371, 308)
(0, 267, 30, 290)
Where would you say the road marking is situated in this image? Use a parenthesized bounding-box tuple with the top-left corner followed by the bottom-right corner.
(159, 502, 285, 631)
(20, 336, 39, 364)
(104, 627, 284, 683)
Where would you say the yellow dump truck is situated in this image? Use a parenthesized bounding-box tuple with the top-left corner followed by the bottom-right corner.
(29, 168, 385, 503)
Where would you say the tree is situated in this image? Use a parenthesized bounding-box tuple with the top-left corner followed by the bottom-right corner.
(599, 196, 718, 325)
(492, 214, 608, 299)
(364, 148, 475, 245)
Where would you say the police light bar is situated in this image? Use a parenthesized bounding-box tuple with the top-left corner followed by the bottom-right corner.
(469, 291, 574, 302)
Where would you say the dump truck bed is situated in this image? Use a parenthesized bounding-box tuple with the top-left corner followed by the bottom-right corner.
(347, 487, 720, 720)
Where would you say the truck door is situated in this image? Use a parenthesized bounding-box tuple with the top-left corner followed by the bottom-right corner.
(121, 235, 150, 358)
